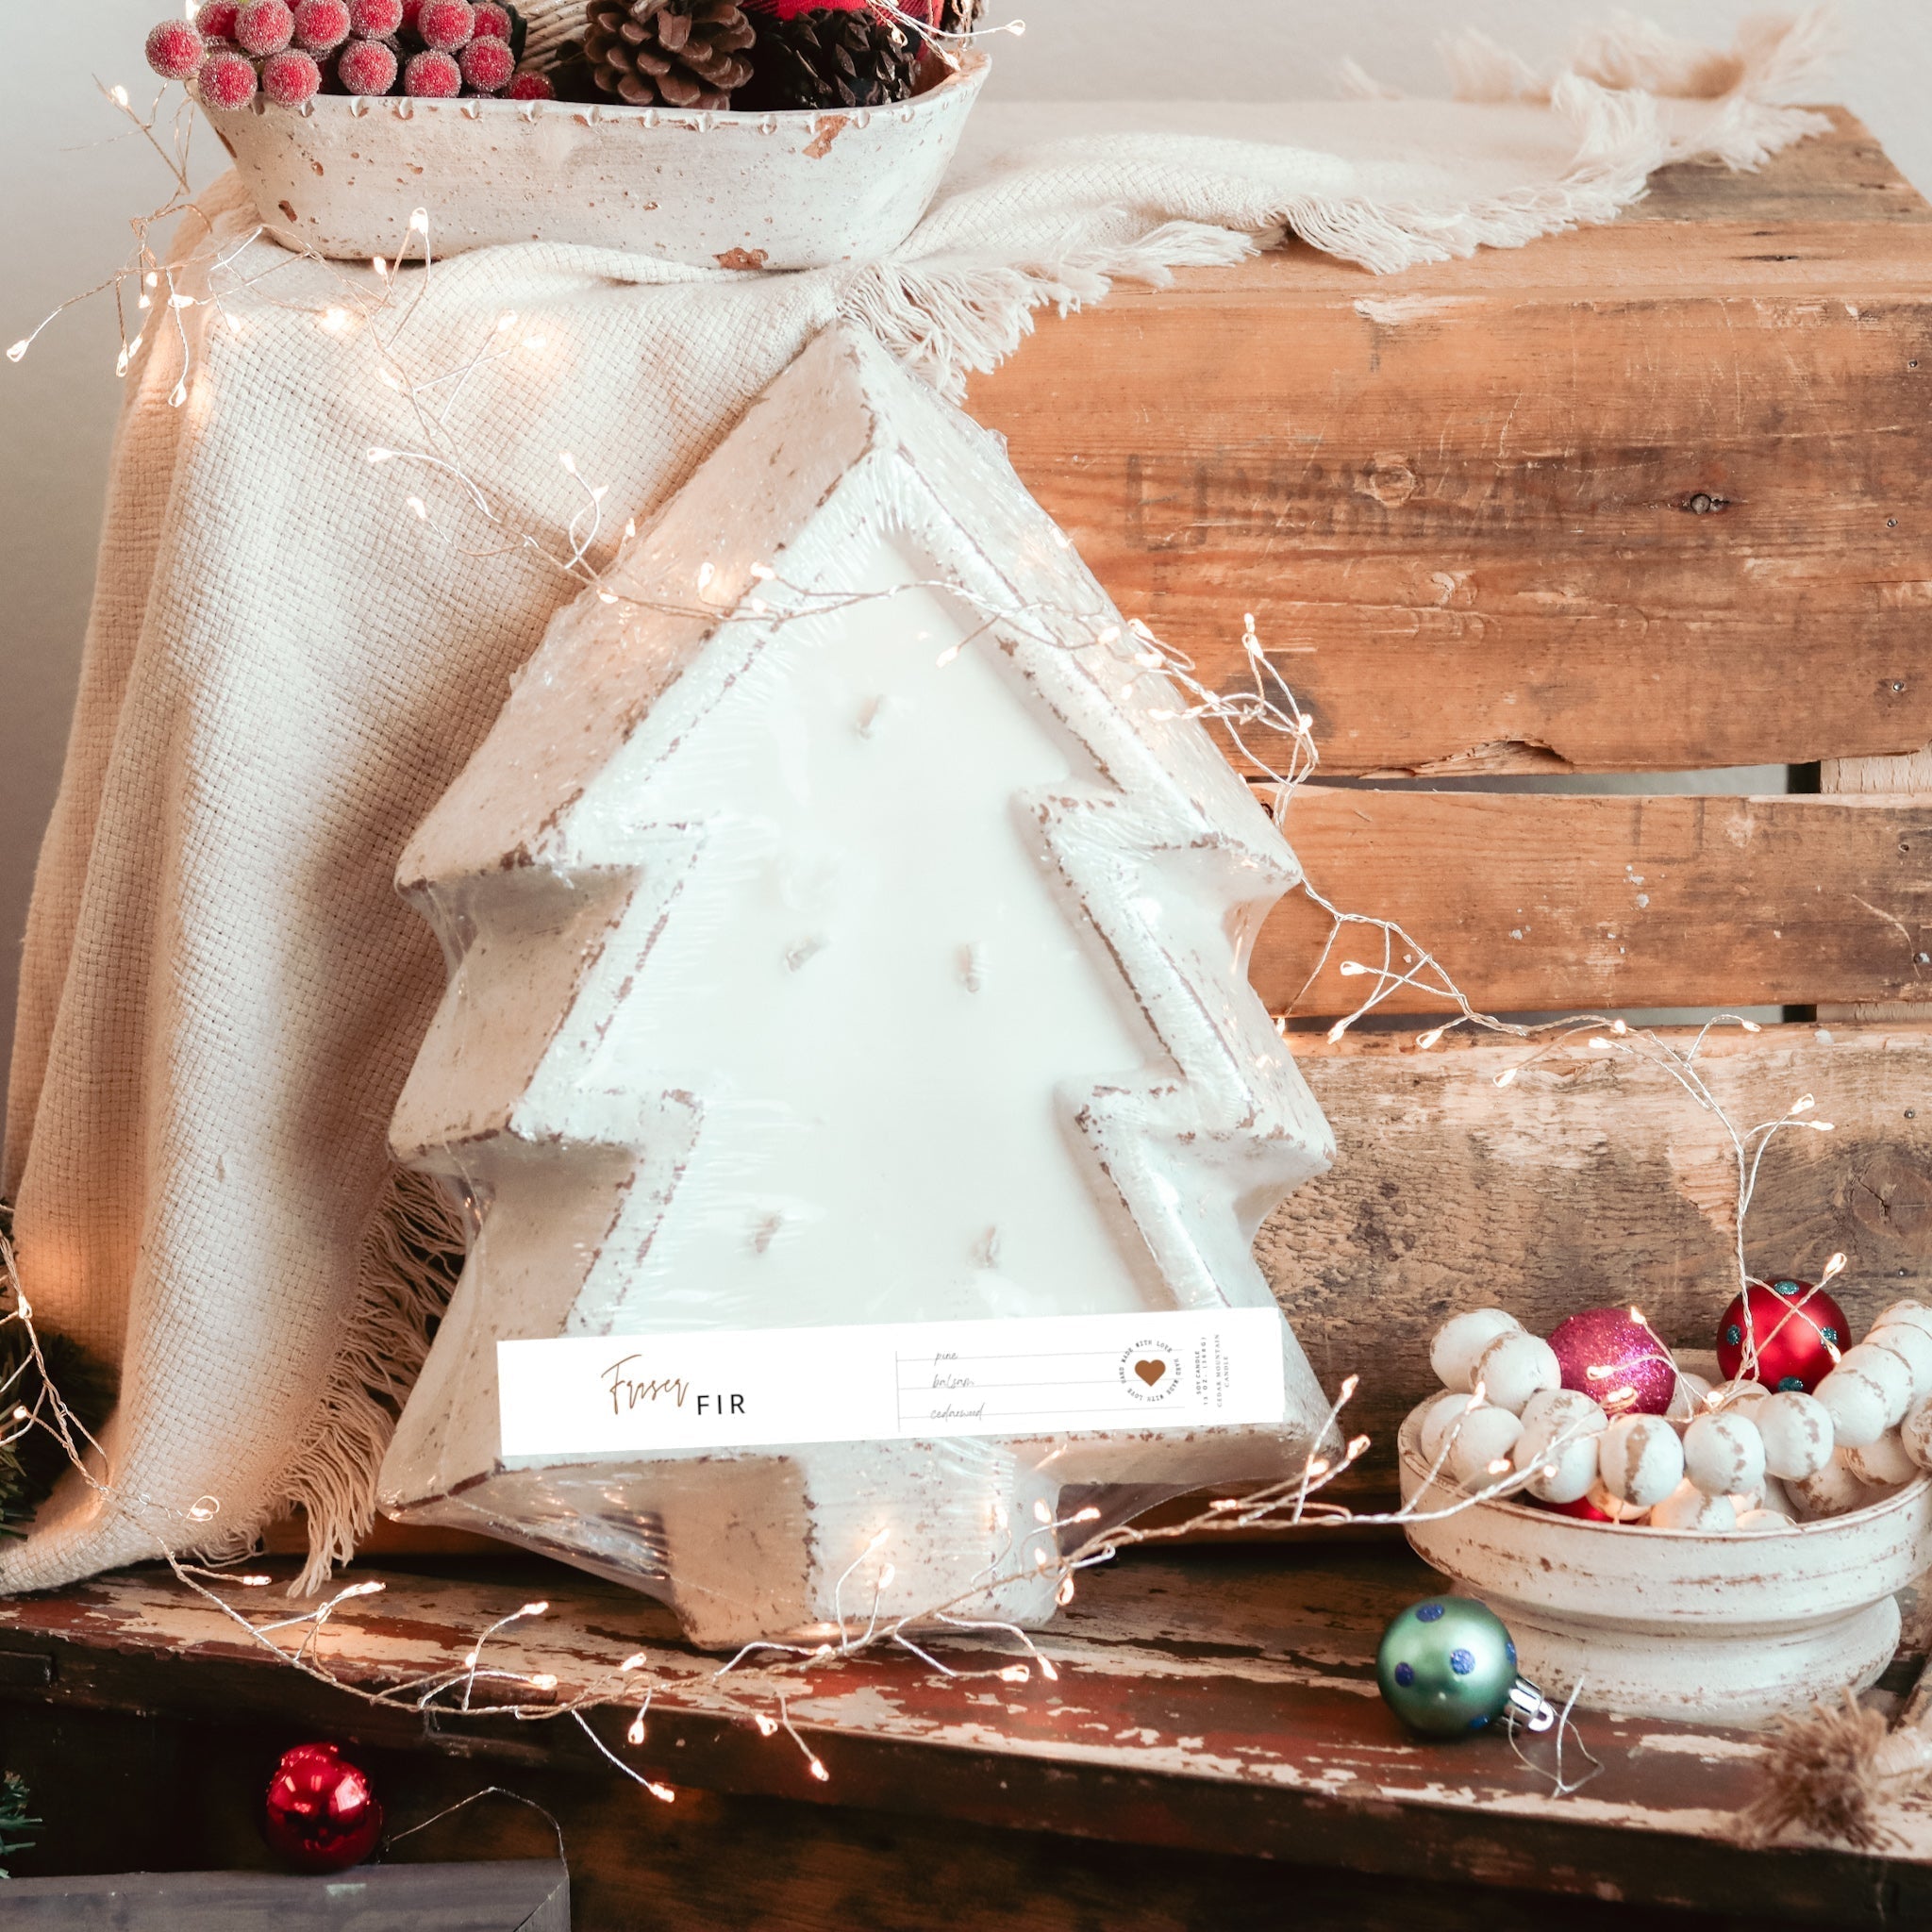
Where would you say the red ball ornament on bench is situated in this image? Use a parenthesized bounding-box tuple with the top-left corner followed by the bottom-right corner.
(1715, 1277, 1847, 1393)
(261, 1741, 384, 1874)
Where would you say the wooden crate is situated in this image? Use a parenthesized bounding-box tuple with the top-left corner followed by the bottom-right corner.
(7, 106, 1932, 1932)
(968, 106, 1932, 1470)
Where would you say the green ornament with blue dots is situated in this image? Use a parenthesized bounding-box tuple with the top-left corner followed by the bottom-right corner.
(1375, 1596, 1555, 1738)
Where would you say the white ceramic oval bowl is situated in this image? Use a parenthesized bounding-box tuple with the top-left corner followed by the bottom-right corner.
(1398, 1402, 1932, 1727)
(201, 51, 987, 267)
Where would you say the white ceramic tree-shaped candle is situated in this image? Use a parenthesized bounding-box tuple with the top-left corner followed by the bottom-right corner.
(378, 325, 1337, 1647)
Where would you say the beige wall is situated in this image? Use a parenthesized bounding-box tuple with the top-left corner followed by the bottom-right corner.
(2, 0, 1928, 1081)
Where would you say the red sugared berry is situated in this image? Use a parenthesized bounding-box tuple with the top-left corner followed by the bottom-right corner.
(470, 1, 509, 36)
(403, 47, 461, 94)
(346, 0, 402, 33)
(146, 19, 208, 80)
(261, 44, 322, 101)
(458, 35, 512, 91)
(505, 70, 553, 99)
(235, 0, 295, 54)
(197, 0, 242, 35)
(416, 0, 474, 50)
(291, 0, 350, 49)
(335, 35, 398, 92)
(400, 0, 422, 23)
(198, 47, 260, 107)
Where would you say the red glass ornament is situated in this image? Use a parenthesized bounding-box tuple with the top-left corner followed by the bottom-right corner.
(1536, 1491, 1614, 1522)
(1715, 1278, 1847, 1393)
(1546, 1305, 1677, 1417)
(262, 1741, 384, 1874)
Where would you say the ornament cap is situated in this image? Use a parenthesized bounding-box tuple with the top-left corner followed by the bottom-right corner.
(1505, 1676, 1557, 1733)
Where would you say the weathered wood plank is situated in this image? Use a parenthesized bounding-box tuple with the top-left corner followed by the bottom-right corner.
(1626, 116, 1932, 225)
(0, 1865, 569, 1931)
(1262, 1021, 1932, 1464)
(0, 1544, 1927, 1926)
(1824, 743, 1932, 1022)
(1257, 790, 1932, 1015)
(969, 111, 1932, 776)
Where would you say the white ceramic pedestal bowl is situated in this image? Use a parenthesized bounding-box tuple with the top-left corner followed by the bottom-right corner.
(1398, 1404, 1932, 1728)
(203, 52, 987, 267)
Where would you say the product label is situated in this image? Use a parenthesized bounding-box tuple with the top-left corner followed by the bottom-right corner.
(497, 1307, 1288, 1458)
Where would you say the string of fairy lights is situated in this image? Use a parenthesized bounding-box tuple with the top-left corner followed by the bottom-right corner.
(0, 1205, 1613, 1797)
(0, 42, 1856, 1802)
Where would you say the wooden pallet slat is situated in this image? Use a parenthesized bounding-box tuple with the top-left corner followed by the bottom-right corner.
(1823, 744, 1932, 1022)
(969, 110, 1932, 776)
(1258, 789, 1932, 1015)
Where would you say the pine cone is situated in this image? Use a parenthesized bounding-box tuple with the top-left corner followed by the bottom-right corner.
(938, 0, 980, 34)
(581, 0, 754, 107)
(738, 2, 917, 112)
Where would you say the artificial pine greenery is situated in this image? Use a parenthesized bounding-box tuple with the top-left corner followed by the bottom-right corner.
(0, 1200, 116, 1538)
(0, 1772, 39, 1876)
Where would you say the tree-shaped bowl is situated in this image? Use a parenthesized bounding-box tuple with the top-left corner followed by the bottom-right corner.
(1397, 1402, 1932, 1727)
(201, 51, 987, 266)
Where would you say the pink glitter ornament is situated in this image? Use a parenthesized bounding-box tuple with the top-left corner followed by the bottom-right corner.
(1547, 1305, 1677, 1417)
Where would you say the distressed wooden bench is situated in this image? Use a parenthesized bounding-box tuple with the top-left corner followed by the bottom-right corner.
(3, 108, 1929, 1930)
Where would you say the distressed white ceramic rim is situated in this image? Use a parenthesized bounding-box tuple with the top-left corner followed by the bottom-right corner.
(211, 47, 987, 138)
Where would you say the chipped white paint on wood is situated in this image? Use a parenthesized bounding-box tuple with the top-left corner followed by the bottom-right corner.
(203, 55, 986, 266)
(378, 325, 1335, 1648)
(1398, 1405, 1932, 1727)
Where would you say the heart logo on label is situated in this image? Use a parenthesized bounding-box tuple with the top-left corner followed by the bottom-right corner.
(1133, 1358, 1167, 1388)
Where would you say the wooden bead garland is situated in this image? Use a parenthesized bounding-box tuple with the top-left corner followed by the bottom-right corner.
(1422, 1294, 1932, 1532)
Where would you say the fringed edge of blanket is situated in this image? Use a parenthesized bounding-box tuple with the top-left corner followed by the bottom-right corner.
(271, 1165, 466, 1594)
(849, 6, 1839, 403)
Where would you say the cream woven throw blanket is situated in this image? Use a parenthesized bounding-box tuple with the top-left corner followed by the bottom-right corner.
(0, 12, 1834, 1592)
